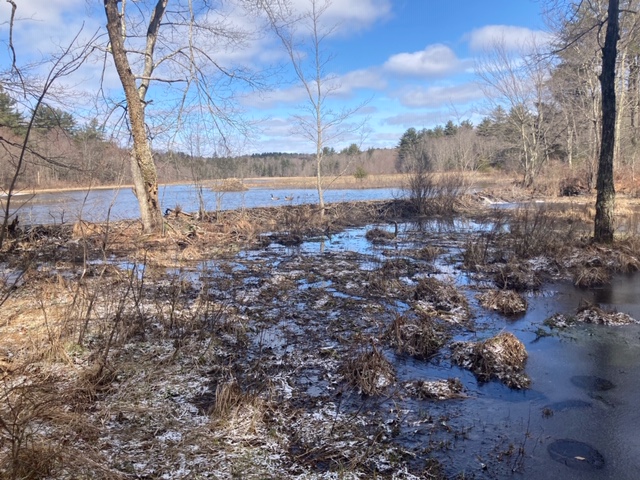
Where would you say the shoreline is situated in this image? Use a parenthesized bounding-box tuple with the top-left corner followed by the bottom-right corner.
(1, 173, 408, 197)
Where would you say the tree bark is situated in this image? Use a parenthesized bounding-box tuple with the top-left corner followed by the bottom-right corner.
(594, 0, 619, 243)
(104, 0, 163, 233)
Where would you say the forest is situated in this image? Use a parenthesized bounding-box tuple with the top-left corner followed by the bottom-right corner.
(0, 1, 637, 202)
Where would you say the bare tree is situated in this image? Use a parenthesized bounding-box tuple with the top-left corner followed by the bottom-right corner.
(0, 4, 94, 248)
(476, 38, 555, 187)
(257, 0, 368, 217)
(594, 0, 620, 243)
(103, 0, 256, 232)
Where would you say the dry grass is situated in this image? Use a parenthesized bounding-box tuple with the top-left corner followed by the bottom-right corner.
(208, 178, 248, 191)
(573, 265, 612, 287)
(574, 303, 638, 325)
(405, 378, 465, 401)
(415, 245, 443, 261)
(386, 314, 447, 359)
(209, 379, 269, 438)
(244, 173, 407, 190)
(477, 290, 528, 315)
(495, 262, 542, 291)
(340, 343, 395, 396)
(365, 226, 396, 243)
(414, 277, 469, 314)
(452, 332, 530, 389)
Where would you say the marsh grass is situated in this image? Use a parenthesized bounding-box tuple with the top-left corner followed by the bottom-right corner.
(415, 245, 443, 261)
(340, 343, 395, 396)
(495, 262, 542, 291)
(387, 314, 447, 359)
(209, 379, 269, 438)
(414, 277, 469, 315)
(4, 193, 640, 477)
(477, 290, 528, 315)
(452, 332, 530, 389)
(573, 265, 612, 287)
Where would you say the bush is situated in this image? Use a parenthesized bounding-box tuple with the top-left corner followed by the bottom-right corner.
(353, 165, 368, 181)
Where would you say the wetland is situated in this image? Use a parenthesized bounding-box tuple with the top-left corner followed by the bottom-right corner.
(1, 188, 640, 479)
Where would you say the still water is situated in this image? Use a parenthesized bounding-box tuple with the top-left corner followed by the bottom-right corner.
(237, 224, 640, 479)
(6, 185, 400, 225)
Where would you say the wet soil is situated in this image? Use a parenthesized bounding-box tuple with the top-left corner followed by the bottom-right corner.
(1, 193, 640, 478)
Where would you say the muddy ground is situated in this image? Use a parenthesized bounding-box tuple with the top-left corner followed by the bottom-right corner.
(0, 190, 639, 479)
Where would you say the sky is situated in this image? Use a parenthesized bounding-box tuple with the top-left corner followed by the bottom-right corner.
(0, 0, 551, 155)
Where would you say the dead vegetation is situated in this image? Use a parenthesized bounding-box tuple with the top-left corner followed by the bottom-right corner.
(1, 191, 640, 477)
(405, 378, 465, 401)
(545, 302, 639, 327)
(452, 332, 531, 389)
(495, 262, 542, 291)
(573, 265, 612, 287)
(477, 289, 528, 315)
(414, 277, 470, 323)
(209, 177, 248, 191)
(365, 225, 397, 243)
(340, 343, 395, 396)
(386, 314, 448, 359)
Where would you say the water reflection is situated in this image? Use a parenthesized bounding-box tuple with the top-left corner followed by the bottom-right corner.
(9, 185, 401, 225)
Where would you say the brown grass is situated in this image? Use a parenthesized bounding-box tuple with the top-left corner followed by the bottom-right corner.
(415, 245, 443, 261)
(495, 262, 542, 291)
(573, 265, 612, 288)
(414, 277, 469, 314)
(208, 379, 270, 439)
(477, 290, 528, 315)
(452, 332, 530, 389)
(340, 344, 395, 396)
(365, 226, 396, 243)
(386, 314, 447, 359)
(406, 378, 465, 401)
(244, 173, 407, 190)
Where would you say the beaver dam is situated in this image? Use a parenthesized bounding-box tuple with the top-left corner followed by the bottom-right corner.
(1, 195, 640, 479)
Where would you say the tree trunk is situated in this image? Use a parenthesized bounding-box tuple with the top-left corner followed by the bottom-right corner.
(594, 0, 619, 243)
(316, 150, 325, 218)
(104, 0, 162, 233)
(630, 55, 639, 181)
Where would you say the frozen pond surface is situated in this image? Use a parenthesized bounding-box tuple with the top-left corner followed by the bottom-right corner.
(6, 185, 401, 225)
(235, 225, 640, 479)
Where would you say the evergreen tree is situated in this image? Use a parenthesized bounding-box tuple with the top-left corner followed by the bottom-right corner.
(33, 103, 76, 134)
(444, 120, 458, 136)
(0, 87, 24, 132)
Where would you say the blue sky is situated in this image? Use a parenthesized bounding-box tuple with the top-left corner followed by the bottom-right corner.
(0, 0, 550, 155)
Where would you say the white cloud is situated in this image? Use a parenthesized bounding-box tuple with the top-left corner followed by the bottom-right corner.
(0, 0, 84, 25)
(242, 67, 384, 108)
(288, 0, 392, 34)
(397, 82, 484, 108)
(332, 68, 386, 96)
(382, 111, 447, 128)
(466, 25, 552, 52)
(383, 44, 470, 77)
(324, 0, 392, 30)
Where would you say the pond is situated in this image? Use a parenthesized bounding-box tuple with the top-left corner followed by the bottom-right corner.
(5, 184, 401, 225)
